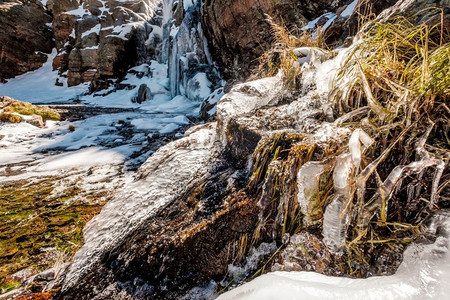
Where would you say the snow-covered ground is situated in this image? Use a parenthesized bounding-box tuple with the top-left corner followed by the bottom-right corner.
(0, 44, 211, 184)
(0, 50, 88, 103)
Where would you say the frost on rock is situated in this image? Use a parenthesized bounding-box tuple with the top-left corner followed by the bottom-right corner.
(61, 123, 218, 291)
(215, 74, 283, 145)
(226, 242, 277, 282)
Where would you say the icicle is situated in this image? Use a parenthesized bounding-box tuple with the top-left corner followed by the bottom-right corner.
(431, 160, 446, 208)
(348, 128, 374, 169)
(297, 161, 325, 227)
(323, 197, 347, 252)
(333, 153, 353, 197)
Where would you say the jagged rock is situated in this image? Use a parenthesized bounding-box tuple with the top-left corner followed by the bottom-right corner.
(24, 115, 45, 128)
(323, 0, 400, 47)
(0, 0, 53, 82)
(215, 74, 289, 167)
(51, 0, 160, 87)
(201, 0, 346, 80)
(271, 232, 338, 275)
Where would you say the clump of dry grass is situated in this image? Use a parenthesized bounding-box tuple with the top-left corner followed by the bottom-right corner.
(248, 13, 449, 277)
(3, 101, 60, 121)
(328, 12, 449, 274)
(252, 14, 328, 89)
(0, 113, 22, 123)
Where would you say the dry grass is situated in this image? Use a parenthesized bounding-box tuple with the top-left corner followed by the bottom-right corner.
(328, 13, 449, 274)
(3, 101, 60, 121)
(248, 13, 449, 277)
(251, 14, 328, 89)
(0, 113, 22, 123)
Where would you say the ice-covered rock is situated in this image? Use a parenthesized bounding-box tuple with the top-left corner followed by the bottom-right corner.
(61, 122, 218, 293)
(219, 210, 450, 300)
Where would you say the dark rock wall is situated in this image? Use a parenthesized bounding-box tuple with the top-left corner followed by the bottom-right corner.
(201, 0, 346, 81)
(0, 0, 53, 82)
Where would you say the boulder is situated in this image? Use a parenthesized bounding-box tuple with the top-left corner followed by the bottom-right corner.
(24, 115, 45, 128)
(135, 83, 152, 103)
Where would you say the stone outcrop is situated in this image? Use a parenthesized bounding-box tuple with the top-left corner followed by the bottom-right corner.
(48, 0, 161, 87)
(201, 0, 346, 80)
(0, 0, 53, 82)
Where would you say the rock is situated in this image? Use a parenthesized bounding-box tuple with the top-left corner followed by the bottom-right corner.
(50, 0, 160, 87)
(13, 292, 53, 300)
(323, 0, 400, 47)
(0, 0, 53, 82)
(201, 0, 345, 80)
(0, 96, 14, 108)
(55, 78, 64, 86)
(135, 83, 152, 104)
(173, 0, 184, 26)
(271, 232, 336, 275)
(24, 115, 45, 128)
(215, 74, 284, 167)
(199, 87, 224, 120)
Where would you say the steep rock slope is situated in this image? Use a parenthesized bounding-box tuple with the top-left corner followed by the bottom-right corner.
(0, 0, 53, 82)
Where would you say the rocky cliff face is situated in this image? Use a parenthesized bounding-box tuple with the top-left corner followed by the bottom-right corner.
(0, 0, 53, 83)
(201, 0, 346, 80)
(48, 0, 161, 88)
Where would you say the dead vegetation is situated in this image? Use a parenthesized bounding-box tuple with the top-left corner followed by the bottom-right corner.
(246, 11, 449, 277)
(251, 14, 329, 89)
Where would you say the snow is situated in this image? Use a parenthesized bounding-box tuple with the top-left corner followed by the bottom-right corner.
(36, 113, 126, 151)
(82, 24, 101, 38)
(219, 210, 450, 300)
(302, 12, 335, 30)
(341, 0, 359, 18)
(66, 6, 89, 17)
(107, 23, 144, 40)
(183, 0, 196, 10)
(322, 14, 337, 31)
(186, 72, 212, 101)
(130, 114, 189, 133)
(0, 50, 88, 103)
(30, 147, 125, 172)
